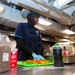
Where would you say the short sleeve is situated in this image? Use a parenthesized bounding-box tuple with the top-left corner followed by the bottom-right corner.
(14, 23, 24, 39)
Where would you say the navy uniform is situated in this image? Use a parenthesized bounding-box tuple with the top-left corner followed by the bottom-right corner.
(14, 11, 44, 61)
(14, 22, 44, 61)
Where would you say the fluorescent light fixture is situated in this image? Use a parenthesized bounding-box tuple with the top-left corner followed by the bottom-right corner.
(9, 33, 14, 36)
(0, 5, 5, 14)
(58, 0, 73, 7)
(58, 41, 74, 44)
(61, 29, 75, 34)
(59, 39, 70, 42)
(38, 17, 52, 26)
(42, 37, 49, 41)
(53, 0, 73, 8)
(35, 25, 46, 31)
(6, 36, 10, 42)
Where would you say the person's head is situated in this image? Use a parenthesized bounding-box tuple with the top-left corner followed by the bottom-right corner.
(27, 11, 40, 26)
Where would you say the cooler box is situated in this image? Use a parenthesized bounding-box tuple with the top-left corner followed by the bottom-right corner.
(0, 46, 10, 73)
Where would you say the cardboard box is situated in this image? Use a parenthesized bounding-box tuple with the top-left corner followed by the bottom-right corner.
(0, 46, 10, 73)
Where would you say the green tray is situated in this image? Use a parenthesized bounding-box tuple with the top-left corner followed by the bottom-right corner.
(17, 61, 54, 67)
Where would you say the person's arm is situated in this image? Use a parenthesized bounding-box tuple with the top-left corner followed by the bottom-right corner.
(15, 37, 44, 60)
(15, 37, 45, 60)
(37, 34, 44, 55)
(15, 37, 33, 56)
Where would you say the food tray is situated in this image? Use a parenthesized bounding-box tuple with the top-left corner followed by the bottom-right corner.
(17, 60, 54, 67)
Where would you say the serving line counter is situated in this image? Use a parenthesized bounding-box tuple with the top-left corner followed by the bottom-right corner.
(63, 55, 75, 63)
(0, 55, 75, 75)
(0, 64, 75, 75)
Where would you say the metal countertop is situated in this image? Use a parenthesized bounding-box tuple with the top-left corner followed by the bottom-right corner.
(0, 64, 75, 75)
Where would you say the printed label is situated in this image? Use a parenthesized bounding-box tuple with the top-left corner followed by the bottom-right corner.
(2, 53, 9, 61)
(11, 49, 18, 54)
(10, 49, 18, 68)
(63, 51, 70, 56)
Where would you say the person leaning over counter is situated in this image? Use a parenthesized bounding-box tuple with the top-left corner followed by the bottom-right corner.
(14, 11, 45, 61)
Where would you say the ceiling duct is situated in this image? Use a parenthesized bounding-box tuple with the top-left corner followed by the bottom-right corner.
(9, 0, 75, 26)
(0, 0, 74, 26)
(0, 24, 15, 32)
(0, 0, 75, 42)
(21, 9, 30, 19)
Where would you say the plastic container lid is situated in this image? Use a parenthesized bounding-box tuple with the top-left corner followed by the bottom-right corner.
(54, 43, 59, 47)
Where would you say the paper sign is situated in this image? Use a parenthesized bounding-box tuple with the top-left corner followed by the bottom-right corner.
(2, 53, 9, 61)
(63, 51, 70, 56)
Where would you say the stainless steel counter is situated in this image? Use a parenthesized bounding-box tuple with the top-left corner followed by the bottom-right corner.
(63, 55, 75, 63)
(0, 64, 75, 75)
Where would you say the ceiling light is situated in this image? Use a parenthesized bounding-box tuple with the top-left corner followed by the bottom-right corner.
(42, 37, 49, 41)
(6, 36, 10, 42)
(58, 41, 74, 44)
(59, 39, 70, 42)
(38, 16, 52, 26)
(53, 0, 73, 8)
(35, 25, 46, 31)
(9, 33, 14, 36)
(0, 5, 5, 14)
(61, 29, 75, 35)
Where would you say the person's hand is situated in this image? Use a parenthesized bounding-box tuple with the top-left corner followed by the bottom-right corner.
(32, 53, 45, 60)
(38, 55, 45, 60)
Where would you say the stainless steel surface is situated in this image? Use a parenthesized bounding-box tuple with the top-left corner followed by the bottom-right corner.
(63, 55, 75, 63)
(0, 64, 75, 75)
